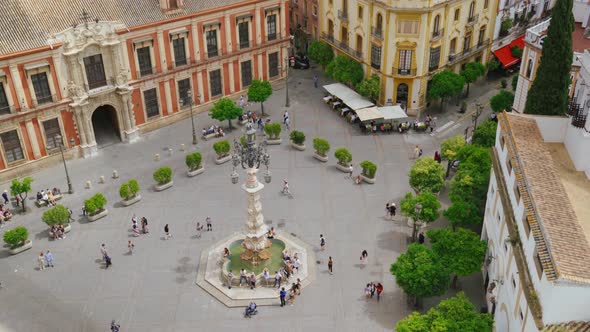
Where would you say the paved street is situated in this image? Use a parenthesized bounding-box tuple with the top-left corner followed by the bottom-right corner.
(0, 67, 489, 332)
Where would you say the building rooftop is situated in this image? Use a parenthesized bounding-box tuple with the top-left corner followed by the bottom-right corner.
(544, 320, 590, 332)
(0, 0, 248, 56)
(525, 20, 590, 53)
(573, 22, 590, 53)
(501, 113, 590, 284)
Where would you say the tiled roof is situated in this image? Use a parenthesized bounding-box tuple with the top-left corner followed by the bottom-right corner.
(544, 321, 590, 332)
(0, 0, 250, 55)
(499, 113, 590, 284)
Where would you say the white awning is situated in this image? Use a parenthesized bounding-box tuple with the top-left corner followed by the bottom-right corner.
(378, 105, 408, 121)
(323, 83, 374, 110)
(355, 106, 384, 122)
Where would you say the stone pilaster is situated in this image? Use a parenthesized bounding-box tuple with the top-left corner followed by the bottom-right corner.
(25, 120, 41, 159)
(9, 65, 26, 106)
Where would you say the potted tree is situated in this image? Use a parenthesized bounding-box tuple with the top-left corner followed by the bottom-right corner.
(290, 130, 306, 151)
(42, 204, 72, 237)
(334, 148, 353, 172)
(186, 152, 204, 177)
(119, 179, 141, 206)
(264, 122, 282, 145)
(313, 138, 330, 162)
(153, 166, 173, 191)
(85, 193, 108, 221)
(213, 140, 232, 164)
(360, 160, 377, 184)
(3, 226, 32, 255)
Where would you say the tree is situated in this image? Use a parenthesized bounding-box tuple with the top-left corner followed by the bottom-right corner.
(524, 0, 574, 115)
(325, 55, 364, 87)
(428, 228, 487, 288)
(185, 152, 203, 171)
(247, 79, 273, 116)
(486, 59, 500, 73)
(511, 74, 519, 91)
(460, 62, 486, 96)
(490, 90, 514, 113)
(472, 120, 498, 147)
(500, 18, 513, 36)
(510, 45, 523, 58)
(209, 97, 243, 130)
(396, 292, 493, 332)
(308, 40, 334, 68)
(357, 74, 380, 103)
(400, 191, 442, 241)
(3, 226, 29, 249)
(444, 200, 481, 230)
(390, 243, 450, 307)
(427, 70, 465, 110)
(408, 157, 445, 193)
(42, 204, 70, 226)
(10, 177, 32, 213)
(440, 135, 466, 178)
(449, 145, 492, 213)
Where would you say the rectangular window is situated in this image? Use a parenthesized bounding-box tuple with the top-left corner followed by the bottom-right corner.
(239, 22, 250, 49)
(206, 30, 219, 57)
(172, 37, 187, 67)
(397, 21, 419, 35)
(84, 54, 107, 89)
(267, 14, 277, 40)
(209, 69, 222, 97)
(514, 183, 521, 203)
(371, 44, 382, 69)
(478, 29, 486, 46)
(534, 251, 544, 279)
(512, 275, 517, 289)
(143, 88, 160, 118)
(358, 6, 363, 19)
(241, 60, 253, 87)
(429, 47, 441, 71)
(137, 47, 153, 76)
(522, 214, 531, 238)
(450, 38, 457, 55)
(177, 78, 191, 107)
(399, 50, 412, 70)
(500, 135, 505, 149)
(0, 130, 24, 163)
(507, 159, 513, 175)
(0, 82, 9, 114)
(454, 8, 460, 21)
(463, 34, 472, 52)
(269, 52, 279, 78)
(484, 0, 489, 8)
(42, 118, 61, 150)
(31, 72, 52, 105)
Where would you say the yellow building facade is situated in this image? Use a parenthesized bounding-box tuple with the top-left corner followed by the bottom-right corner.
(320, 0, 498, 114)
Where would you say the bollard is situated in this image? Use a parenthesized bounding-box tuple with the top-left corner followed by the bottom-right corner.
(99, 176, 105, 184)
(85, 181, 91, 189)
(168, 147, 173, 156)
(112, 170, 119, 179)
(180, 144, 186, 152)
(154, 153, 160, 161)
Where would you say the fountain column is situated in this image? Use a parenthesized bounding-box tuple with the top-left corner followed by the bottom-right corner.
(241, 168, 270, 257)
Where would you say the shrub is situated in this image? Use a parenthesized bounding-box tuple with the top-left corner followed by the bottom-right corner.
(360, 160, 377, 178)
(240, 136, 247, 147)
(334, 148, 352, 166)
(290, 130, 306, 145)
(511, 75, 518, 91)
(511, 45, 523, 58)
(42, 204, 70, 226)
(153, 167, 173, 185)
(264, 122, 282, 139)
(84, 193, 107, 216)
(185, 152, 203, 171)
(490, 89, 514, 112)
(500, 19, 513, 35)
(313, 138, 330, 156)
(500, 79, 508, 89)
(119, 179, 140, 200)
(213, 140, 231, 158)
(3, 226, 29, 249)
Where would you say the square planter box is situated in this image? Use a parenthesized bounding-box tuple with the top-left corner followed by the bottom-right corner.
(361, 174, 376, 184)
(187, 166, 205, 177)
(290, 141, 306, 151)
(155, 181, 173, 192)
(121, 194, 142, 206)
(87, 209, 108, 222)
(313, 153, 329, 162)
(215, 155, 232, 165)
(8, 239, 33, 255)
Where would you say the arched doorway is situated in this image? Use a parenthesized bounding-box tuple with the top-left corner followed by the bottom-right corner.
(92, 105, 120, 147)
(396, 83, 409, 109)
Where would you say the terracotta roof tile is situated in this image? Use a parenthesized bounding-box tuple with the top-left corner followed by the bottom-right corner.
(544, 320, 590, 332)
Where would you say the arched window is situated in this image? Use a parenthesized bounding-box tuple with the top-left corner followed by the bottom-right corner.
(526, 59, 533, 78)
(469, 2, 475, 18)
(433, 15, 440, 34)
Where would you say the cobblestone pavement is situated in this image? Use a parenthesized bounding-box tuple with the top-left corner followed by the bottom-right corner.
(0, 66, 489, 332)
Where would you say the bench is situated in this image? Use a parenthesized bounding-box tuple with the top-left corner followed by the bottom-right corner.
(35, 194, 63, 207)
(201, 133, 218, 141)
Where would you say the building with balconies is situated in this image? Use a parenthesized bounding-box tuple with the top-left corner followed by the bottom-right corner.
(289, 0, 319, 52)
(319, 0, 496, 114)
(0, 0, 290, 177)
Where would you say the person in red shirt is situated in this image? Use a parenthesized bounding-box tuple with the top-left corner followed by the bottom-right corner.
(376, 283, 384, 302)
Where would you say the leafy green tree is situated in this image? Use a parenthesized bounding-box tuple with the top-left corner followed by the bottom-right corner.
(396, 292, 493, 332)
(490, 90, 514, 113)
(42, 204, 70, 226)
(356, 74, 380, 103)
(440, 135, 466, 178)
(444, 201, 481, 230)
(525, 0, 574, 115)
(486, 59, 500, 73)
(360, 160, 377, 178)
(213, 140, 231, 158)
(401, 191, 442, 241)
(289, 130, 305, 145)
(428, 228, 487, 288)
(308, 40, 334, 68)
(460, 62, 486, 96)
(408, 157, 445, 193)
(3, 226, 29, 249)
(500, 18, 513, 36)
(325, 55, 364, 87)
(427, 70, 465, 110)
(510, 45, 523, 58)
(247, 79, 273, 116)
(511, 75, 519, 91)
(84, 193, 107, 216)
(390, 243, 450, 307)
(10, 177, 33, 213)
(209, 97, 242, 130)
(449, 145, 492, 214)
(472, 120, 498, 147)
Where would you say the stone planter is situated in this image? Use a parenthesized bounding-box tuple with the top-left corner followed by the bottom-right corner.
(290, 141, 306, 151)
(155, 181, 174, 192)
(88, 209, 108, 222)
(336, 162, 351, 173)
(121, 194, 142, 206)
(8, 239, 33, 255)
(265, 138, 282, 145)
(215, 155, 232, 165)
(361, 174, 376, 184)
(313, 152, 329, 162)
(187, 166, 205, 177)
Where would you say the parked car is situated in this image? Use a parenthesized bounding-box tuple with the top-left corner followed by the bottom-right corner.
(290, 55, 310, 69)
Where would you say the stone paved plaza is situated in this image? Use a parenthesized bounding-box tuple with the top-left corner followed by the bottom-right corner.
(0, 68, 485, 332)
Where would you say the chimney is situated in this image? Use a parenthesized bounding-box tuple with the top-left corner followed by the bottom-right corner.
(160, 0, 184, 12)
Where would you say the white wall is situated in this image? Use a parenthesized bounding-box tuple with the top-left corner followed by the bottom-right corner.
(564, 124, 590, 177)
(527, 115, 569, 142)
(573, 0, 590, 24)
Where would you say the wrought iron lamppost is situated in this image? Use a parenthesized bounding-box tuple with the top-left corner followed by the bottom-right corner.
(230, 122, 271, 184)
(472, 101, 484, 131)
(180, 91, 198, 145)
(55, 134, 75, 194)
(412, 203, 423, 242)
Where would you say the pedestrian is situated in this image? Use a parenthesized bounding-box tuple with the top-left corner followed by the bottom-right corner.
(434, 151, 441, 163)
(320, 234, 326, 251)
(418, 148, 423, 157)
(2, 190, 8, 204)
(37, 252, 45, 270)
(280, 287, 287, 307)
(164, 224, 171, 240)
(263, 268, 270, 286)
(45, 250, 54, 267)
(283, 111, 289, 124)
(293, 256, 300, 273)
(100, 244, 108, 261)
(132, 224, 140, 237)
(296, 278, 302, 295)
(206, 216, 212, 231)
(285, 117, 290, 131)
(360, 250, 368, 266)
(348, 164, 354, 179)
(128, 240, 134, 254)
(131, 214, 138, 228)
(370, 282, 376, 298)
(328, 256, 333, 274)
(250, 273, 256, 289)
(239, 269, 248, 287)
(418, 231, 425, 244)
(385, 203, 391, 219)
(274, 270, 282, 288)
(141, 217, 149, 234)
(227, 271, 234, 289)
(105, 254, 112, 269)
(196, 222, 204, 238)
(288, 286, 297, 305)
(68, 208, 75, 222)
(82, 205, 87, 216)
(364, 283, 371, 299)
(258, 118, 264, 132)
(313, 75, 318, 88)
(389, 203, 396, 218)
(376, 283, 383, 301)
(414, 145, 420, 159)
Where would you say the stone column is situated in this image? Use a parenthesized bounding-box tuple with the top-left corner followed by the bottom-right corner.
(73, 109, 88, 146)
(242, 168, 269, 253)
(9, 65, 27, 106)
(120, 93, 139, 143)
(52, 53, 67, 98)
(156, 30, 167, 70)
(25, 120, 42, 159)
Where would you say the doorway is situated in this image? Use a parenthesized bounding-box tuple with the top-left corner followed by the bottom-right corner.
(91, 105, 120, 147)
(396, 83, 408, 109)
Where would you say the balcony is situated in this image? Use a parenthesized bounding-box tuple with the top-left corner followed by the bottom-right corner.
(321, 32, 362, 60)
(239, 40, 251, 49)
(568, 98, 588, 128)
(467, 14, 479, 26)
(173, 56, 189, 68)
(394, 67, 417, 76)
(32, 94, 57, 108)
(431, 28, 444, 41)
(321, 32, 335, 43)
(371, 27, 383, 40)
(338, 10, 349, 22)
(137, 67, 159, 78)
(448, 39, 489, 64)
(85, 78, 116, 92)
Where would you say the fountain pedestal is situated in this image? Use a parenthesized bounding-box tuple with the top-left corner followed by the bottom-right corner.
(241, 168, 271, 261)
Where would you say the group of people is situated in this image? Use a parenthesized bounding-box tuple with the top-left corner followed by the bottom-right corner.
(0, 203, 12, 226)
(131, 215, 149, 237)
(202, 125, 225, 138)
(37, 250, 55, 270)
(364, 282, 384, 301)
(49, 224, 67, 240)
(385, 203, 397, 220)
(36, 188, 61, 206)
(279, 278, 302, 307)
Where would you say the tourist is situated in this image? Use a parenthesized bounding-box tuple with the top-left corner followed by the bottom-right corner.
(283, 111, 289, 124)
(414, 145, 420, 159)
(364, 283, 371, 299)
(279, 287, 287, 307)
(37, 252, 45, 271)
(2, 190, 8, 204)
(206, 216, 212, 231)
(418, 232, 425, 244)
(355, 174, 363, 185)
(223, 247, 230, 258)
(274, 270, 282, 288)
(267, 227, 275, 239)
(348, 164, 354, 179)
(418, 148, 423, 157)
(434, 150, 442, 163)
(263, 268, 270, 286)
(293, 256, 301, 273)
(389, 203, 397, 217)
(100, 244, 108, 260)
(131, 214, 138, 227)
(328, 256, 333, 274)
(370, 282, 376, 298)
(289, 285, 297, 305)
(128, 240, 134, 254)
(360, 250, 368, 266)
(376, 283, 384, 301)
(227, 271, 234, 289)
(41, 190, 50, 206)
(105, 254, 112, 269)
(45, 250, 54, 268)
(285, 117, 290, 131)
(257, 118, 264, 132)
(296, 278, 302, 295)
(250, 274, 256, 289)
(239, 269, 248, 287)
(68, 208, 75, 222)
(385, 203, 391, 219)
(141, 217, 149, 234)
(320, 234, 326, 251)
(313, 75, 318, 88)
(132, 224, 140, 237)
(164, 224, 171, 240)
(196, 222, 203, 238)
(47, 190, 56, 206)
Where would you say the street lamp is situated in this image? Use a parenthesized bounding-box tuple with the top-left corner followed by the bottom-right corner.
(55, 134, 75, 194)
(412, 203, 423, 242)
(472, 101, 484, 131)
(284, 54, 291, 108)
(230, 122, 271, 184)
(180, 91, 199, 145)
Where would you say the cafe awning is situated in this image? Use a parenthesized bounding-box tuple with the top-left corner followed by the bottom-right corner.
(377, 105, 408, 121)
(355, 106, 384, 122)
(323, 83, 375, 110)
(493, 35, 525, 69)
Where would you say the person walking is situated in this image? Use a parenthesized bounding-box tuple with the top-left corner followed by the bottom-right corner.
(274, 270, 282, 288)
(418, 232, 425, 244)
(239, 269, 248, 287)
(296, 278, 302, 295)
(37, 252, 45, 270)
(376, 283, 384, 301)
(285, 117, 290, 131)
(279, 287, 287, 307)
(2, 190, 8, 204)
(434, 151, 442, 163)
(206, 216, 212, 231)
(141, 217, 149, 234)
(164, 224, 171, 240)
(360, 250, 368, 266)
(313, 75, 318, 88)
(128, 240, 135, 254)
(250, 274, 256, 289)
(389, 203, 397, 218)
(370, 282, 376, 298)
(68, 208, 75, 222)
(227, 271, 234, 289)
(320, 234, 326, 251)
(283, 111, 289, 124)
(418, 148, 423, 157)
(328, 256, 333, 274)
(263, 268, 270, 286)
(348, 164, 354, 179)
(105, 254, 112, 269)
(45, 250, 54, 268)
(100, 244, 108, 261)
(364, 283, 371, 299)
(196, 222, 204, 238)
(413, 145, 420, 159)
